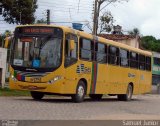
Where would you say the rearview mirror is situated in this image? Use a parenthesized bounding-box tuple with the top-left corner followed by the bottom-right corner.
(69, 40, 75, 50)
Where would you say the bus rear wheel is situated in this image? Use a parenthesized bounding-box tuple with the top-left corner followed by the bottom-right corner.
(30, 91, 44, 100)
(89, 94, 103, 101)
(71, 81, 86, 103)
(117, 84, 133, 101)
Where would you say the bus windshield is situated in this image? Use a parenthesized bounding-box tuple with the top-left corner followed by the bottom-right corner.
(12, 27, 63, 71)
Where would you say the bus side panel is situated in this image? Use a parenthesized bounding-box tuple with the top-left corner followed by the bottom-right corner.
(145, 72, 152, 93)
(63, 63, 79, 94)
(128, 69, 139, 94)
(63, 61, 92, 94)
(121, 67, 133, 94)
(107, 66, 140, 95)
(139, 71, 146, 94)
(95, 63, 109, 94)
(107, 65, 128, 94)
(138, 71, 152, 94)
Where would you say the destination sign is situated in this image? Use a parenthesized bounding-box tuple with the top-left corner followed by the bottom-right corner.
(15, 27, 63, 38)
(16, 27, 55, 35)
(22, 28, 54, 34)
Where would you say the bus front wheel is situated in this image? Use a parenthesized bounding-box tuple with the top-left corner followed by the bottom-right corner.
(117, 84, 133, 101)
(71, 81, 86, 103)
(30, 91, 44, 100)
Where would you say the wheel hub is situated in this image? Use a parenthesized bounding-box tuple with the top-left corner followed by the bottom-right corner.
(78, 85, 84, 97)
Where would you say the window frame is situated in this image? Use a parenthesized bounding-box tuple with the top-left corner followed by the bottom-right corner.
(139, 54, 146, 70)
(119, 48, 129, 68)
(108, 45, 120, 66)
(64, 33, 78, 68)
(129, 51, 139, 69)
(146, 56, 151, 71)
(79, 37, 94, 62)
(153, 57, 160, 66)
(95, 42, 108, 64)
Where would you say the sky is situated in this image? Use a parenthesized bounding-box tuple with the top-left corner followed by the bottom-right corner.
(0, 0, 160, 39)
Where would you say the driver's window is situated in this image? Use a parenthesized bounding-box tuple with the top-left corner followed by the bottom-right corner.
(64, 34, 78, 67)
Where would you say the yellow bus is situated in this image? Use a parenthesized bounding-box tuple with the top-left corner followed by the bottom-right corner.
(9, 25, 152, 102)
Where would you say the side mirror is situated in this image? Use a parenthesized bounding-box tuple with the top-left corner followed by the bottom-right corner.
(69, 40, 75, 51)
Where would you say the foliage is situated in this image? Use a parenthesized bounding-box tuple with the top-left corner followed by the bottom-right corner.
(0, 87, 30, 96)
(128, 28, 140, 37)
(141, 36, 160, 52)
(36, 18, 47, 24)
(1, 0, 38, 24)
(99, 11, 114, 33)
(3, 30, 11, 36)
(128, 28, 160, 52)
(93, 0, 129, 34)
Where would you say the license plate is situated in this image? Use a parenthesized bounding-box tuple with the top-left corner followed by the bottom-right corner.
(30, 77, 41, 82)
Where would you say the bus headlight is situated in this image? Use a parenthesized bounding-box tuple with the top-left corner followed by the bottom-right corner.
(11, 75, 17, 82)
(47, 76, 62, 84)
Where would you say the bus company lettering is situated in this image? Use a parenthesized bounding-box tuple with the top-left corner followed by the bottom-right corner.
(76, 64, 91, 74)
(128, 73, 136, 78)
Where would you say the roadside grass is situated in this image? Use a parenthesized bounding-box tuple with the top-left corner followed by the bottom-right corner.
(0, 87, 30, 96)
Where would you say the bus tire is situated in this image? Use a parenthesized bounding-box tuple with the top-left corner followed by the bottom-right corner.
(117, 84, 133, 101)
(89, 94, 103, 101)
(71, 81, 86, 103)
(30, 91, 44, 100)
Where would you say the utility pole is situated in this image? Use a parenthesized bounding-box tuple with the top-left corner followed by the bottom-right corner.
(47, 9, 50, 25)
(0, 7, 2, 15)
(19, 11, 22, 25)
(92, 0, 114, 35)
(92, 0, 98, 35)
(0, 3, 2, 15)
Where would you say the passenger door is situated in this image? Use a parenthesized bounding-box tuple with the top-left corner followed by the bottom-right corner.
(64, 34, 78, 93)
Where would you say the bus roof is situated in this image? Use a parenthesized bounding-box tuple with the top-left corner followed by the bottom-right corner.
(16, 24, 152, 57)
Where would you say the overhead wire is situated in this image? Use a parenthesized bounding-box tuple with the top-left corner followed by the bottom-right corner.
(38, 4, 92, 11)
(38, 1, 93, 7)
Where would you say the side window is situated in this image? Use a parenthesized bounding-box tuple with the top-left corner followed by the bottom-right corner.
(108, 46, 119, 65)
(139, 54, 145, 70)
(95, 43, 107, 63)
(130, 52, 138, 69)
(153, 57, 160, 65)
(120, 49, 129, 67)
(64, 34, 78, 67)
(80, 38, 93, 61)
(146, 56, 151, 71)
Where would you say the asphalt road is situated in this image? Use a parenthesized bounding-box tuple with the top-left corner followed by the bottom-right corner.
(0, 94, 160, 120)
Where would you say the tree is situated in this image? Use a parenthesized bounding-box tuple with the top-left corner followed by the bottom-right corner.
(93, 0, 129, 35)
(4, 30, 12, 36)
(128, 28, 140, 37)
(1, 0, 38, 24)
(141, 36, 160, 52)
(99, 11, 114, 33)
(36, 18, 47, 24)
